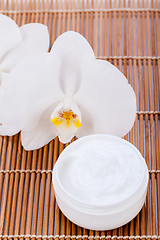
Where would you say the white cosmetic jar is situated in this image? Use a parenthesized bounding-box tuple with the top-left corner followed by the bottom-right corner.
(52, 134, 149, 230)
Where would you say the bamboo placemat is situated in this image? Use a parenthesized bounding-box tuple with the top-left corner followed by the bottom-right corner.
(0, 0, 160, 239)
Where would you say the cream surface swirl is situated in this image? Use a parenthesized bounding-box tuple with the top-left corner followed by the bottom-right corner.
(57, 135, 146, 206)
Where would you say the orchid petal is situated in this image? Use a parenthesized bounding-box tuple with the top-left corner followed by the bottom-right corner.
(21, 104, 57, 150)
(1, 23, 49, 72)
(75, 60, 136, 138)
(56, 121, 79, 143)
(0, 104, 19, 136)
(0, 14, 22, 61)
(51, 31, 95, 96)
(0, 122, 20, 136)
(0, 53, 63, 133)
(0, 101, 19, 135)
(0, 72, 8, 84)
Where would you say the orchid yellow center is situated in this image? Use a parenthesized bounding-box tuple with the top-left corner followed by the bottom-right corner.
(51, 110, 82, 129)
(62, 111, 74, 120)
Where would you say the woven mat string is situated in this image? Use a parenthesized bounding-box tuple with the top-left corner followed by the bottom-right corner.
(0, 235, 160, 240)
(98, 56, 160, 60)
(0, 169, 159, 174)
(0, 8, 160, 14)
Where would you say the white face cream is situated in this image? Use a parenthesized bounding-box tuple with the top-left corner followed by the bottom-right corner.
(52, 134, 148, 230)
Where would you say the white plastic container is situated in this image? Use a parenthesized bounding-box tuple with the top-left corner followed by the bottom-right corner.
(52, 134, 149, 230)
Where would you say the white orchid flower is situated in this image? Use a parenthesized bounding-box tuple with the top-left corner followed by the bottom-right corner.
(0, 14, 49, 134)
(0, 31, 136, 150)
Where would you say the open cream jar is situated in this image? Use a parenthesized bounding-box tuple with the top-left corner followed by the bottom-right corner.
(52, 134, 149, 230)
